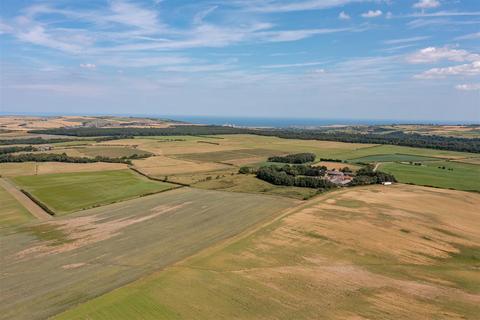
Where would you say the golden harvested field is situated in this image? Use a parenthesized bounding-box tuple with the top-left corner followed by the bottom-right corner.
(132, 155, 229, 176)
(55, 185, 480, 320)
(0, 188, 296, 320)
(0, 116, 81, 131)
(0, 162, 128, 176)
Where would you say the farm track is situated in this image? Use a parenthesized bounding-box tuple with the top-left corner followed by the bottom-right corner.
(0, 178, 52, 220)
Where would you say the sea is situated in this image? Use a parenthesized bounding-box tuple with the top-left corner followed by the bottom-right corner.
(1, 112, 473, 128)
(163, 116, 465, 128)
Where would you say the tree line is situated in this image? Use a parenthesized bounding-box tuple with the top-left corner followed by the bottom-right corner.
(29, 126, 480, 153)
(0, 146, 36, 154)
(254, 130, 480, 153)
(0, 152, 149, 164)
(29, 126, 246, 137)
(0, 136, 132, 145)
(268, 153, 316, 164)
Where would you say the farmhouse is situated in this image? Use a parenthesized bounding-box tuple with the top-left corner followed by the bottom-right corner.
(325, 170, 353, 185)
(37, 145, 53, 151)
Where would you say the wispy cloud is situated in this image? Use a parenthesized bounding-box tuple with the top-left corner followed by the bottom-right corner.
(260, 61, 326, 68)
(455, 32, 480, 41)
(384, 36, 429, 45)
(240, 0, 361, 13)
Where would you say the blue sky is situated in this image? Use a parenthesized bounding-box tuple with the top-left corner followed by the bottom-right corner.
(0, 0, 479, 122)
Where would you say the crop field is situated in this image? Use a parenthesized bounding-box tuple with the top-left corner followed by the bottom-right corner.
(0, 184, 33, 228)
(11, 170, 175, 214)
(348, 153, 441, 163)
(77, 146, 152, 158)
(0, 188, 296, 320)
(132, 155, 229, 176)
(175, 148, 286, 163)
(380, 161, 480, 192)
(0, 162, 128, 177)
(53, 185, 480, 320)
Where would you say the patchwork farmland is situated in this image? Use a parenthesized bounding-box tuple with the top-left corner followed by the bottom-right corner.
(1, 118, 479, 319)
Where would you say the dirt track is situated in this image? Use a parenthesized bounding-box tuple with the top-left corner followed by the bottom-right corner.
(0, 178, 52, 220)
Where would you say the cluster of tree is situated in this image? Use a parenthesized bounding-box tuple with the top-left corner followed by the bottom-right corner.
(0, 153, 135, 164)
(29, 125, 246, 137)
(0, 136, 131, 145)
(255, 130, 480, 154)
(256, 165, 334, 189)
(268, 153, 316, 164)
(348, 166, 396, 186)
(0, 146, 36, 154)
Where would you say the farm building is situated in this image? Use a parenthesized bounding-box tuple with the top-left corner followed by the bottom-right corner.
(325, 170, 353, 185)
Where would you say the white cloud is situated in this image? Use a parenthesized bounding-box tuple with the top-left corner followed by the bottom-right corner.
(455, 83, 480, 91)
(80, 63, 96, 69)
(406, 47, 480, 64)
(361, 10, 382, 18)
(414, 61, 480, 79)
(413, 0, 440, 9)
(339, 11, 351, 20)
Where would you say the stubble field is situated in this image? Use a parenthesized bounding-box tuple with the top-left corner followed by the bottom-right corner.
(54, 185, 480, 320)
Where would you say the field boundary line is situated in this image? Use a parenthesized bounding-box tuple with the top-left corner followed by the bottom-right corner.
(128, 166, 190, 186)
(0, 178, 52, 220)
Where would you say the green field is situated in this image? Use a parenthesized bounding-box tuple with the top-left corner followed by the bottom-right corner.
(0, 188, 296, 320)
(0, 184, 32, 228)
(380, 161, 480, 192)
(348, 153, 441, 163)
(12, 170, 174, 214)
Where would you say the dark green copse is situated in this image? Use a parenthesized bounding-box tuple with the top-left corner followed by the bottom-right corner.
(268, 153, 316, 164)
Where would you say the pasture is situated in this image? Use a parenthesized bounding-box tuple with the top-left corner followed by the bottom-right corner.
(54, 185, 480, 320)
(11, 170, 174, 214)
(0, 188, 296, 320)
(380, 161, 480, 192)
(348, 153, 440, 163)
